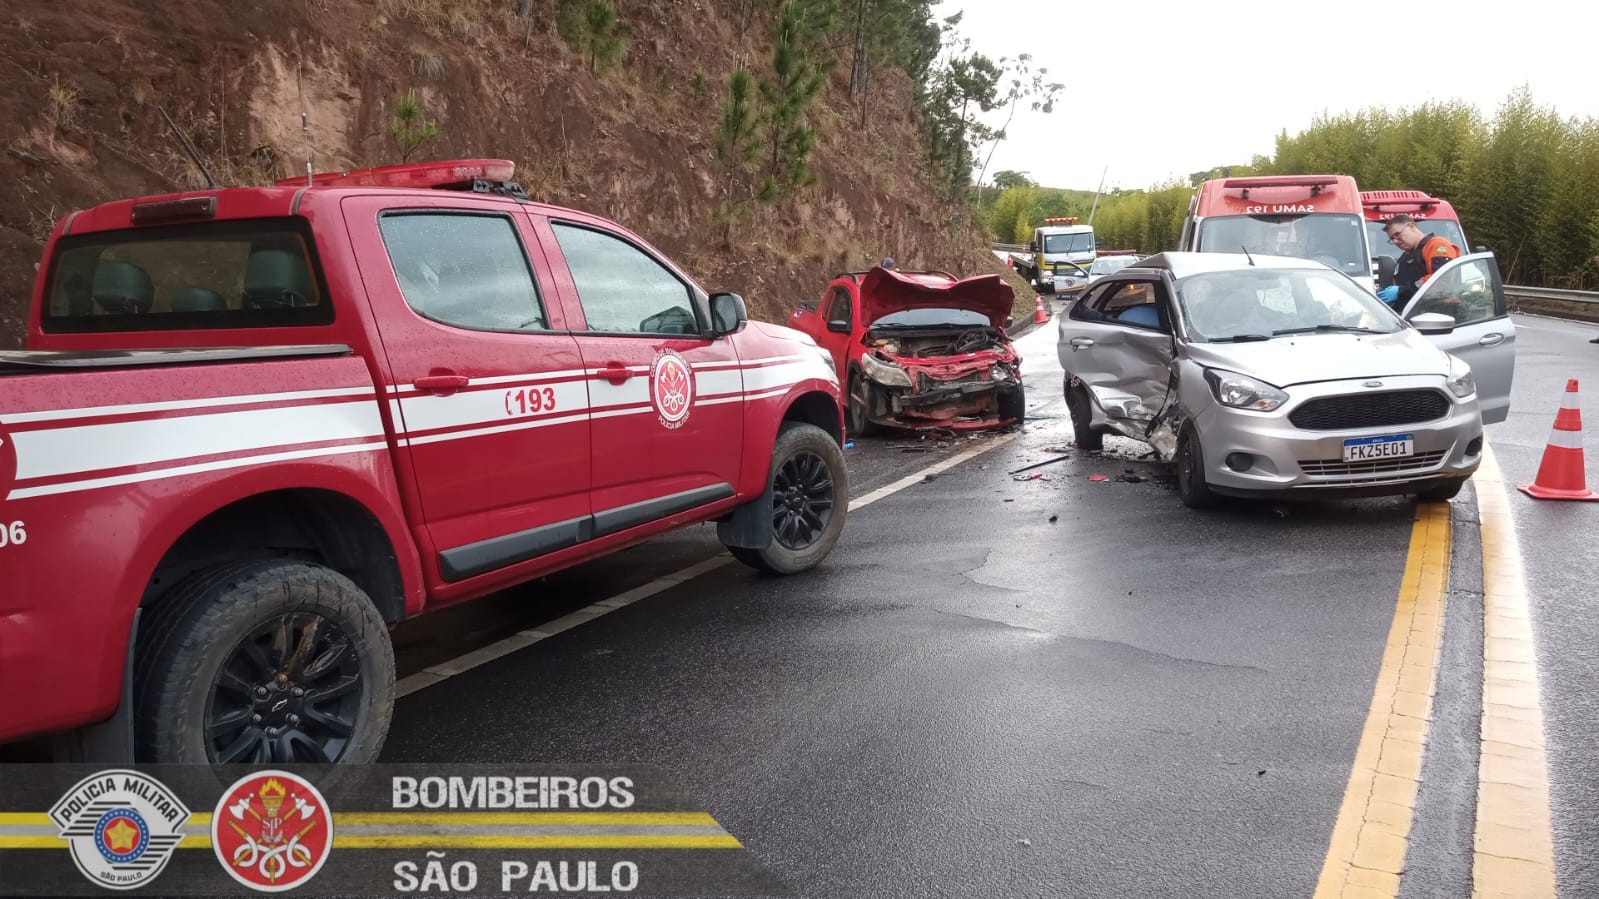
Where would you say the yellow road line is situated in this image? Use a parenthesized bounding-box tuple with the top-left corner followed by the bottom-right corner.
(1, 834, 739, 850)
(1314, 500, 1451, 898)
(1469, 445, 1556, 898)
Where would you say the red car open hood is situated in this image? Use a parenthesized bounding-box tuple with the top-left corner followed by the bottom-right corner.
(861, 268, 1015, 330)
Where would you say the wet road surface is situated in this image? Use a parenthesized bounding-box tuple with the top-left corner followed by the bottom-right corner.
(387, 322, 1444, 897)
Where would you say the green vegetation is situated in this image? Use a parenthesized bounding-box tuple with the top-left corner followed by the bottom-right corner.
(556, 0, 629, 74)
(389, 89, 440, 163)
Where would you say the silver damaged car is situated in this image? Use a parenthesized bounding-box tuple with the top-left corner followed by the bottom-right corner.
(1057, 251, 1516, 507)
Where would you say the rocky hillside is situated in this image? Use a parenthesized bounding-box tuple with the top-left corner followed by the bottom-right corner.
(0, 0, 1029, 348)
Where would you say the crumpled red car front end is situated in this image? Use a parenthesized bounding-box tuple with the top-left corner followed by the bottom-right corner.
(851, 268, 1024, 431)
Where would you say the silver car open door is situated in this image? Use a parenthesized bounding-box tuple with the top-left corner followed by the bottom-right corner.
(1400, 252, 1516, 424)
(1057, 277, 1176, 438)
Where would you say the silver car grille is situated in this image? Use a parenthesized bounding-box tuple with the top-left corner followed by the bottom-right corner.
(1298, 451, 1448, 480)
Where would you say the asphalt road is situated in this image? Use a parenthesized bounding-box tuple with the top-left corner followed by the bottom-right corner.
(1480, 313, 1599, 897)
(387, 322, 1456, 897)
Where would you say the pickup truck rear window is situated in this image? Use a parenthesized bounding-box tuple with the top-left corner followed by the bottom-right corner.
(41, 218, 333, 333)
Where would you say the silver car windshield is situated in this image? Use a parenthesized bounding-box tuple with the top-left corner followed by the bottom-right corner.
(1177, 268, 1403, 343)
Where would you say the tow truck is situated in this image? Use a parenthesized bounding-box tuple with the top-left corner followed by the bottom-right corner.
(1010, 217, 1097, 292)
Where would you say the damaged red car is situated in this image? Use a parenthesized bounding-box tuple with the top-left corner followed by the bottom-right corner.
(791, 267, 1024, 436)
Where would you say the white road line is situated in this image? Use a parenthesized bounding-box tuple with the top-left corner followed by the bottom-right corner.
(395, 433, 1020, 698)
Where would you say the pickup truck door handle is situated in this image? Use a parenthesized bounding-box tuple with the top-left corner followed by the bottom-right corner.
(415, 374, 471, 394)
(599, 362, 633, 384)
(1069, 337, 1095, 349)
(1478, 333, 1505, 347)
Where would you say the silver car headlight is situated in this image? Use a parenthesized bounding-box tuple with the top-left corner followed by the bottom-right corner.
(1204, 368, 1288, 412)
(862, 353, 913, 388)
(1446, 357, 1476, 398)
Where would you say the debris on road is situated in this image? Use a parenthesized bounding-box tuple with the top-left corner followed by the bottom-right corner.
(1012, 472, 1048, 482)
(1048, 514, 1058, 523)
(1008, 453, 1072, 476)
(1088, 474, 1108, 482)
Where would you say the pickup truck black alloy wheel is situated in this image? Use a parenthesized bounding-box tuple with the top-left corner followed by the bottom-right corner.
(207, 611, 365, 764)
(134, 559, 395, 765)
(729, 422, 848, 575)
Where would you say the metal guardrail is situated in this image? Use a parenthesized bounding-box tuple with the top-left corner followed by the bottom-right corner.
(1505, 285, 1599, 305)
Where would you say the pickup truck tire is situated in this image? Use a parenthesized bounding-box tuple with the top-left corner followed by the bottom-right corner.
(729, 422, 848, 575)
(1065, 378, 1103, 451)
(846, 372, 883, 438)
(133, 559, 395, 765)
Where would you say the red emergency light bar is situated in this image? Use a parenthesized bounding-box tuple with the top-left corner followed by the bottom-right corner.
(1221, 174, 1341, 199)
(1043, 217, 1080, 225)
(274, 159, 518, 190)
(1361, 190, 1439, 212)
(1221, 176, 1340, 189)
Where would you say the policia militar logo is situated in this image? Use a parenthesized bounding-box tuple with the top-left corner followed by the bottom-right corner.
(49, 770, 191, 890)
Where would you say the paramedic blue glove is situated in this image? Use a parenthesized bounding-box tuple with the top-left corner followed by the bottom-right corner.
(1377, 285, 1400, 305)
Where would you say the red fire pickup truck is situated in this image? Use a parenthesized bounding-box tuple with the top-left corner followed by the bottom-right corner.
(0, 159, 846, 765)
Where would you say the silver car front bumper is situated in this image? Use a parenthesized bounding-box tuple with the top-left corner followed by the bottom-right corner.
(1190, 374, 1483, 495)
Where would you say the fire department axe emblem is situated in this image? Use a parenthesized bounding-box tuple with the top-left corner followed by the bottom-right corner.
(211, 770, 334, 892)
(650, 349, 696, 430)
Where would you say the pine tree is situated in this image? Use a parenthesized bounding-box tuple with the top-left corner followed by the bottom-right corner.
(389, 89, 440, 163)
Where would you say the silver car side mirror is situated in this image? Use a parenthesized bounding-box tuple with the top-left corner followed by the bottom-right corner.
(1410, 312, 1456, 335)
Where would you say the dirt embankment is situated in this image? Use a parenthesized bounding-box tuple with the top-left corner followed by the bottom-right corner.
(0, 0, 1034, 347)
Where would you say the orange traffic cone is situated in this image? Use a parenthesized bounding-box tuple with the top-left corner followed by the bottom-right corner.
(1033, 295, 1047, 324)
(1518, 379, 1598, 501)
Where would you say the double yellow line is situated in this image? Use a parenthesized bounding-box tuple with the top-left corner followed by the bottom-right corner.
(1315, 444, 1556, 897)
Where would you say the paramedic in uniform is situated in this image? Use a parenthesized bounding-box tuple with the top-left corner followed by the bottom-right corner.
(1377, 214, 1460, 308)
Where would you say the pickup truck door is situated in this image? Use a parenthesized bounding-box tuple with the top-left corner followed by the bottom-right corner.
(341, 196, 592, 587)
(814, 284, 856, 385)
(536, 215, 745, 533)
(1400, 252, 1516, 424)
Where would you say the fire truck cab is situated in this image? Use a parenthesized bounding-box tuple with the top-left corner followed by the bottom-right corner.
(1179, 174, 1375, 292)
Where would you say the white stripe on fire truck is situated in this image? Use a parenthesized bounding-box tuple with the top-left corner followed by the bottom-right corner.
(1, 386, 378, 424)
(9, 401, 387, 482)
(7, 441, 391, 500)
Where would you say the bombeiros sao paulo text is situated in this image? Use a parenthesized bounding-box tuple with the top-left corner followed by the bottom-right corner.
(392, 776, 636, 809)
(394, 853, 640, 894)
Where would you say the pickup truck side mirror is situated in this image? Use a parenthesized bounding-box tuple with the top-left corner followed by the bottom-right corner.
(826, 318, 851, 334)
(709, 291, 747, 336)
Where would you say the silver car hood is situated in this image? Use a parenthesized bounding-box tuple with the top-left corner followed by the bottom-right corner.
(1184, 329, 1449, 388)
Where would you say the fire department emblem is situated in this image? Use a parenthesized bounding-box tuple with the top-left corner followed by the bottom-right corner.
(50, 769, 190, 890)
(650, 349, 696, 429)
(211, 771, 333, 892)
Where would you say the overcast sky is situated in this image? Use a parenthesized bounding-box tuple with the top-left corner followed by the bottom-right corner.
(933, 0, 1598, 192)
